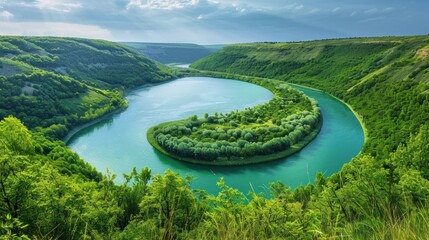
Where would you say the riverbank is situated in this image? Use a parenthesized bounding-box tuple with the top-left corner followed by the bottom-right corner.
(69, 75, 364, 192)
(63, 77, 179, 144)
(147, 72, 323, 166)
(189, 69, 368, 151)
(63, 108, 126, 144)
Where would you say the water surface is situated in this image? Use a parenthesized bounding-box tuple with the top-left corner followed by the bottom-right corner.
(68, 77, 364, 195)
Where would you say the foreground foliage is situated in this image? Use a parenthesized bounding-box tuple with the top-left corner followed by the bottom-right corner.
(1, 117, 428, 239)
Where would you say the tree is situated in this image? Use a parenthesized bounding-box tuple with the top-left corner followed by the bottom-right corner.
(117, 167, 151, 229)
(0, 117, 35, 222)
(138, 170, 207, 240)
(0, 116, 34, 155)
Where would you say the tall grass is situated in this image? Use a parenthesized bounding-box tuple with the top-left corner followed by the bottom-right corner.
(343, 201, 429, 240)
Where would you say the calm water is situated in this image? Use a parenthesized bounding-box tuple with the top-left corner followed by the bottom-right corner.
(67, 77, 364, 195)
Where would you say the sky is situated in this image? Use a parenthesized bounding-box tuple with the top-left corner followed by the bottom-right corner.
(0, 0, 428, 44)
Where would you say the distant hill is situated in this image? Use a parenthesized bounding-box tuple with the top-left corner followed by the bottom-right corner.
(0, 36, 174, 131)
(123, 42, 223, 64)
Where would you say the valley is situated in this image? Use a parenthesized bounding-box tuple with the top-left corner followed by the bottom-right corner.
(1, 35, 428, 239)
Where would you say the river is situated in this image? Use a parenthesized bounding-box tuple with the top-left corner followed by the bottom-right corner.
(67, 77, 364, 195)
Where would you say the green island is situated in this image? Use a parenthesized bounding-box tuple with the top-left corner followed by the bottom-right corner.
(1, 35, 429, 239)
(148, 78, 322, 165)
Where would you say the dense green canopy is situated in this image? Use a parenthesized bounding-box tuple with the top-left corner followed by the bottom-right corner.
(149, 78, 321, 165)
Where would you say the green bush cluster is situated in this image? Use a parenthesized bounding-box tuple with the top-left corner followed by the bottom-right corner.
(151, 80, 321, 163)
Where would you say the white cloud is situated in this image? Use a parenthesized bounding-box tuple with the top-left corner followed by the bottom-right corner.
(295, 4, 304, 10)
(365, 8, 378, 14)
(0, 22, 113, 39)
(127, 0, 200, 10)
(0, 10, 13, 19)
(235, 7, 246, 13)
(350, 11, 357, 17)
(283, 3, 304, 12)
(309, 8, 319, 14)
(197, 14, 203, 20)
(332, 7, 341, 13)
(19, 0, 82, 12)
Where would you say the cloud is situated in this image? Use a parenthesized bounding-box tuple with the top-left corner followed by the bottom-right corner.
(19, 0, 82, 12)
(295, 4, 304, 10)
(360, 16, 385, 23)
(0, 0, 426, 44)
(127, 0, 200, 10)
(309, 8, 319, 14)
(332, 7, 341, 12)
(0, 22, 113, 39)
(283, 3, 304, 12)
(234, 6, 247, 13)
(0, 10, 13, 19)
(364, 8, 378, 14)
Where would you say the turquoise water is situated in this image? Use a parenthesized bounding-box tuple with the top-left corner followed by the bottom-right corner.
(67, 77, 364, 195)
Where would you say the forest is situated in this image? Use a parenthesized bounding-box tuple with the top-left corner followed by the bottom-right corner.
(148, 78, 321, 165)
(1, 35, 429, 239)
(0, 36, 174, 132)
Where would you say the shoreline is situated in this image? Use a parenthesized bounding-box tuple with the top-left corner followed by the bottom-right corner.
(63, 78, 179, 144)
(147, 117, 323, 166)
(147, 72, 324, 166)
(63, 107, 126, 144)
(190, 70, 368, 151)
(65, 71, 366, 165)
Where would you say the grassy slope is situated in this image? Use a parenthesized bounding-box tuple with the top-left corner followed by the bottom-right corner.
(0, 36, 174, 131)
(192, 35, 429, 159)
(123, 42, 222, 64)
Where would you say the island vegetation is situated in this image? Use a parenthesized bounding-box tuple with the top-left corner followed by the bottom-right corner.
(1, 35, 429, 239)
(148, 78, 321, 165)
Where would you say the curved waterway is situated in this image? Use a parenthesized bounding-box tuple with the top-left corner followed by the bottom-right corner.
(67, 77, 364, 195)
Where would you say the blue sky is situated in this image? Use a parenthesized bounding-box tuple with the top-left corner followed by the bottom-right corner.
(0, 0, 428, 44)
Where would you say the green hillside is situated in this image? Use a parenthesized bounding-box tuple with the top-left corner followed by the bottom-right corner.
(124, 42, 223, 64)
(192, 36, 429, 158)
(0, 36, 174, 132)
